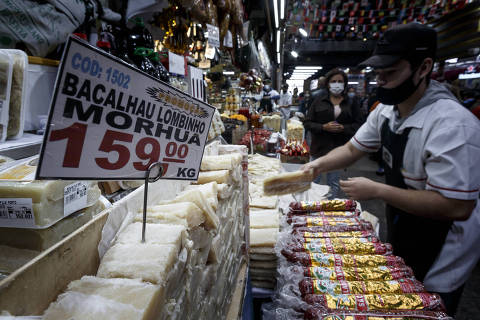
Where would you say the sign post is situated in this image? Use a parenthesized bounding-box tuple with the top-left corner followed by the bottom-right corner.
(36, 36, 215, 181)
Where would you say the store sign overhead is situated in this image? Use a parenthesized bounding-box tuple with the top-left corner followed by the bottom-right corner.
(36, 36, 215, 181)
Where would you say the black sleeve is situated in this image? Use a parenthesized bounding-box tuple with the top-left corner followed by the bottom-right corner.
(342, 98, 364, 137)
(303, 97, 324, 133)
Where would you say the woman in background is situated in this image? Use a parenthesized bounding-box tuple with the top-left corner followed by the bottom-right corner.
(304, 68, 363, 199)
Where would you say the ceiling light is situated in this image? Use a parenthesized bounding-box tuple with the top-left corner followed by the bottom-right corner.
(348, 81, 358, 84)
(291, 50, 299, 58)
(459, 73, 480, 79)
(344, 68, 350, 73)
(277, 52, 281, 64)
(363, 38, 367, 42)
(369, 81, 377, 84)
(223, 71, 234, 75)
(295, 66, 322, 70)
(280, 0, 285, 19)
(350, 26, 355, 31)
(446, 58, 458, 64)
(273, 0, 279, 29)
(276, 30, 280, 52)
(299, 28, 308, 37)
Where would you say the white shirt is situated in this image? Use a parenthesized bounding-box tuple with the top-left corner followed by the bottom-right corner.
(333, 104, 341, 119)
(351, 92, 480, 292)
(279, 92, 292, 107)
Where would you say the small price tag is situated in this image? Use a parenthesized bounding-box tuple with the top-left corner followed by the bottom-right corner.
(224, 30, 233, 48)
(0, 198, 35, 228)
(206, 24, 220, 47)
(64, 181, 88, 216)
(168, 51, 185, 76)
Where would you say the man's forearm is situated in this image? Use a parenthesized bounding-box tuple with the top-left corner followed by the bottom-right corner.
(313, 142, 364, 173)
(375, 184, 474, 221)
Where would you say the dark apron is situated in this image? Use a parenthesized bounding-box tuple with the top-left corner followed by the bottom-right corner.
(381, 119, 452, 281)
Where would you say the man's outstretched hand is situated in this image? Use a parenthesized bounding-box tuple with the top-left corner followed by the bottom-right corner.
(340, 177, 381, 200)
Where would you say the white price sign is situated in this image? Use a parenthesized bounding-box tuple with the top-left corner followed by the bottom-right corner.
(168, 51, 185, 76)
(206, 24, 220, 48)
(36, 36, 215, 181)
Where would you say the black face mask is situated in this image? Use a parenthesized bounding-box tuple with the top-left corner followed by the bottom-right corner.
(377, 67, 424, 105)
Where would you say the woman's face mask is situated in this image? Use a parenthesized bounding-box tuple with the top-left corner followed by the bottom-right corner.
(329, 82, 344, 95)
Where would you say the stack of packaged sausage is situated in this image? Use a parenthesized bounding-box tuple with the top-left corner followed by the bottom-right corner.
(265, 199, 452, 320)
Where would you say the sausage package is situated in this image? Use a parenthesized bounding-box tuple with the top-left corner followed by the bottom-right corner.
(298, 265, 414, 285)
(303, 293, 445, 312)
(304, 307, 451, 320)
(286, 237, 393, 255)
(293, 224, 374, 233)
(289, 216, 372, 229)
(298, 278, 425, 295)
(281, 252, 406, 268)
(288, 210, 360, 219)
(289, 200, 357, 212)
(292, 230, 377, 241)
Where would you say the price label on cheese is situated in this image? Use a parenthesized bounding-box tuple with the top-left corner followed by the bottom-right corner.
(64, 181, 88, 216)
(36, 36, 215, 181)
(0, 198, 35, 228)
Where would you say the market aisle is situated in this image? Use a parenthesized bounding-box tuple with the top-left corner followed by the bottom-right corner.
(339, 156, 480, 319)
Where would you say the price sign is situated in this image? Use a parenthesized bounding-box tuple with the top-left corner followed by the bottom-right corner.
(36, 36, 215, 181)
(206, 24, 220, 48)
(168, 51, 185, 76)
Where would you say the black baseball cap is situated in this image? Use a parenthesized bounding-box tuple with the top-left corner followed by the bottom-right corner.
(359, 23, 437, 69)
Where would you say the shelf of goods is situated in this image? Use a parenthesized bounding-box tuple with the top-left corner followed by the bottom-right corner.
(0, 146, 249, 320)
(247, 154, 284, 290)
(263, 199, 452, 320)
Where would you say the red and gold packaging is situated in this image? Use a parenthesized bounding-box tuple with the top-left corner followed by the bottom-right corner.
(290, 238, 392, 255)
(288, 210, 360, 218)
(304, 307, 450, 320)
(304, 293, 444, 311)
(293, 230, 377, 241)
(298, 265, 413, 286)
(299, 278, 424, 295)
(289, 200, 357, 212)
(280, 251, 406, 268)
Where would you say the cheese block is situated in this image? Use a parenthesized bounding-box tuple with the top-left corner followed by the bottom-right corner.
(250, 260, 277, 269)
(250, 196, 278, 209)
(163, 189, 219, 231)
(196, 170, 231, 185)
(250, 253, 277, 261)
(0, 180, 101, 228)
(250, 268, 276, 278)
(0, 199, 105, 250)
(250, 211, 279, 229)
(134, 202, 204, 229)
(188, 226, 213, 250)
(200, 154, 242, 171)
(29, 184, 101, 228)
(115, 223, 186, 251)
(0, 245, 39, 280)
(97, 243, 178, 285)
(43, 277, 162, 320)
(184, 182, 218, 210)
(249, 247, 275, 255)
(263, 170, 314, 196)
(250, 228, 278, 247)
(251, 280, 275, 289)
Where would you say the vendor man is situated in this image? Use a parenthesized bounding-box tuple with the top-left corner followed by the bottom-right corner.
(258, 80, 280, 113)
(302, 23, 480, 316)
(278, 84, 293, 118)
